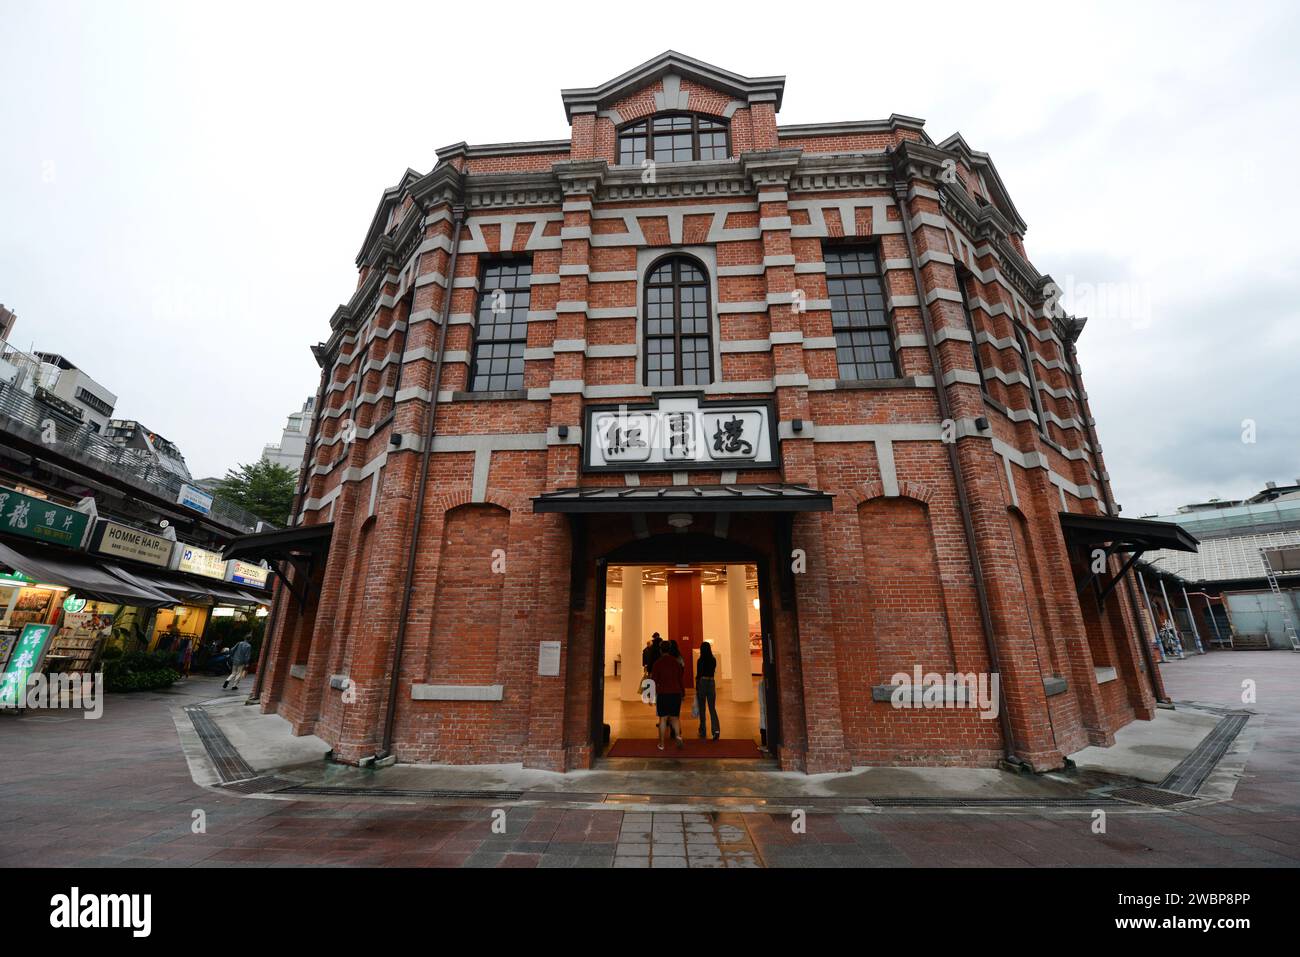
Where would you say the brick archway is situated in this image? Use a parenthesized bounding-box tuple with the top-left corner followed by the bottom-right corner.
(845, 479, 936, 508)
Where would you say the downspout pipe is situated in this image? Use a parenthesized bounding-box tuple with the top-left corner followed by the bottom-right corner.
(377, 204, 466, 761)
(1064, 340, 1170, 703)
(892, 181, 1024, 768)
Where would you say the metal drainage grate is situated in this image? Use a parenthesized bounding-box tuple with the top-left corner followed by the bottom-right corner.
(1108, 786, 1199, 808)
(185, 706, 256, 783)
(278, 785, 526, 801)
(219, 775, 298, 795)
(1158, 712, 1250, 795)
(865, 796, 1120, 808)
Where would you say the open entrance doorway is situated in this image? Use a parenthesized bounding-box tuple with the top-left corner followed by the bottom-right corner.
(599, 562, 766, 759)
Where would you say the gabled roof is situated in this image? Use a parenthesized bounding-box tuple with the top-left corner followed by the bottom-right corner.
(355, 168, 424, 266)
(560, 50, 785, 122)
(937, 132, 1027, 235)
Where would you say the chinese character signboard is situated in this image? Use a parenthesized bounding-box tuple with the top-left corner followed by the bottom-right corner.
(0, 623, 56, 709)
(0, 486, 90, 548)
(583, 395, 777, 473)
(177, 544, 225, 579)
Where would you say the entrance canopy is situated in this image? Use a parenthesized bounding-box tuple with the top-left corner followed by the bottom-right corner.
(222, 521, 333, 611)
(534, 483, 833, 514)
(1059, 512, 1199, 554)
(223, 522, 334, 563)
(1060, 512, 1199, 609)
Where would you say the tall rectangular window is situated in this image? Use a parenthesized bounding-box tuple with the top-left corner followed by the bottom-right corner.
(470, 258, 531, 392)
(956, 270, 986, 392)
(1013, 325, 1049, 436)
(825, 245, 897, 381)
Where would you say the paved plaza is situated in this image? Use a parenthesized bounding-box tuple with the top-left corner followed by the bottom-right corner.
(1, 651, 1297, 868)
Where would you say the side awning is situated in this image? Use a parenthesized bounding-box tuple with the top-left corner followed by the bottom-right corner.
(221, 522, 333, 610)
(99, 562, 191, 605)
(223, 522, 334, 563)
(1060, 512, 1199, 606)
(0, 540, 174, 606)
(1059, 512, 1200, 553)
(534, 483, 834, 514)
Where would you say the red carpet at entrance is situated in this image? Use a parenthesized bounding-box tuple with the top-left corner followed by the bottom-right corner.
(607, 738, 764, 759)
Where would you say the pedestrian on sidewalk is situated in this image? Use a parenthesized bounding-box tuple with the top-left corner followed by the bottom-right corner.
(695, 641, 720, 740)
(223, 638, 253, 691)
(651, 639, 686, 751)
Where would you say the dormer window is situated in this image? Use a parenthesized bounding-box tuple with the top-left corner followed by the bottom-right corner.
(617, 113, 729, 165)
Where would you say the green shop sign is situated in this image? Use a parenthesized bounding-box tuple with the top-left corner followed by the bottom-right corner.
(0, 487, 90, 548)
(0, 623, 56, 709)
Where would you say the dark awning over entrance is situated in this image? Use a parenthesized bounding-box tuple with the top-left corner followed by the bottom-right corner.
(533, 483, 834, 514)
(1059, 512, 1200, 553)
(222, 522, 334, 563)
(221, 522, 332, 611)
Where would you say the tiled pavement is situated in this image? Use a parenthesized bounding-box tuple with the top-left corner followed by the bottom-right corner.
(1, 652, 1298, 868)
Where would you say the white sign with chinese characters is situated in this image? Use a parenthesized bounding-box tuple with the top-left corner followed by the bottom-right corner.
(177, 544, 225, 580)
(584, 395, 777, 472)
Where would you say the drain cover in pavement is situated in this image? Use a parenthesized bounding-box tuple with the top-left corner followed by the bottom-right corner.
(220, 775, 298, 795)
(1107, 786, 1199, 808)
(1157, 712, 1250, 795)
(279, 785, 526, 801)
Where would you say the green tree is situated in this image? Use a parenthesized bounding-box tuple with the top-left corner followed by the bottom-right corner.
(215, 459, 296, 524)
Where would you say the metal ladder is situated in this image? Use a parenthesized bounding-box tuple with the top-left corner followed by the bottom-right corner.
(1260, 549, 1300, 652)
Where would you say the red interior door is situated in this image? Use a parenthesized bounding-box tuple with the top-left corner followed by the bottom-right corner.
(667, 571, 702, 688)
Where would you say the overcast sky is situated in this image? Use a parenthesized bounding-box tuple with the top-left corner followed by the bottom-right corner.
(2, 0, 1296, 516)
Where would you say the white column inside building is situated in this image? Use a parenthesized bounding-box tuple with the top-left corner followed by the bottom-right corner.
(726, 564, 754, 702)
(620, 566, 644, 700)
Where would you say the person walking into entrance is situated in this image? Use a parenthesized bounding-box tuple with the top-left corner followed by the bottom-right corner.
(695, 641, 720, 740)
(651, 639, 686, 750)
(223, 638, 253, 691)
(642, 632, 663, 674)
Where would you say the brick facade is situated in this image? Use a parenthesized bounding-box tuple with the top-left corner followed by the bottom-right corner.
(257, 52, 1158, 774)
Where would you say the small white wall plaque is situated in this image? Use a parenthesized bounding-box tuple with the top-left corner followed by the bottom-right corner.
(538, 641, 562, 677)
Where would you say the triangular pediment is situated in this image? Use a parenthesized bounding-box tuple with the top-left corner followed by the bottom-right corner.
(560, 50, 784, 122)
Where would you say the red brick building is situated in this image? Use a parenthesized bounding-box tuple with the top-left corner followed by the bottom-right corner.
(237, 52, 1195, 774)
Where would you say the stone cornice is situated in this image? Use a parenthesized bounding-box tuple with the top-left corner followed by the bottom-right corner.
(788, 151, 894, 192)
(889, 139, 954, 188)
(436, 139, 572, 162)
(777, 114, 932, 144)
(1059, 314, 1088, 344)
(552, 159, 608, 197)
(408, 162, 466, 210)
(466, 169, 566, 209)
(739, 149, 803, 188)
